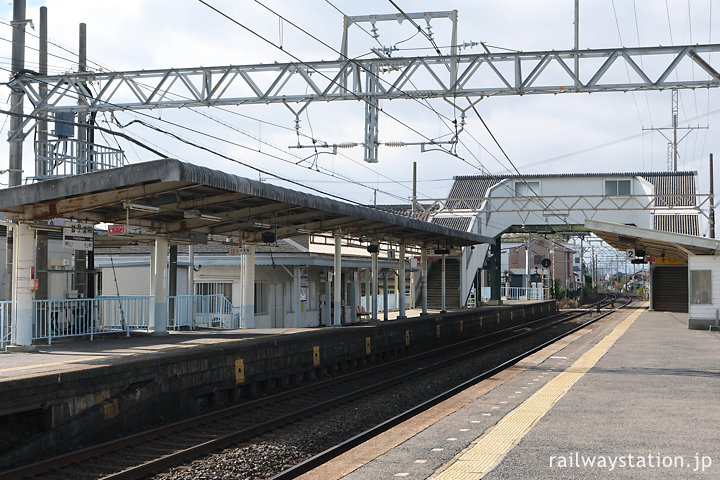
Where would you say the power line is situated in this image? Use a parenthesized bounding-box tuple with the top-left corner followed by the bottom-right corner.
(0, 18, 108, 72)
(196, 0, 506, 206)
(386, 0, 442, 55)
(234, 0, 490, 166)
(118, 112, 408, 203)
(0, 107, 169, 158)
(1, 31, 418, 206)
(1, 61, 419, 206)
(250, 0, 527, 204)
(115, 117, 376, 206)
(378, 1, 556, 215)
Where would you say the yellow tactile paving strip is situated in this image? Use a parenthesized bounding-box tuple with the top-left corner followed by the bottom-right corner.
(431, 305, 645, 480)
(296, 329, 592, 480)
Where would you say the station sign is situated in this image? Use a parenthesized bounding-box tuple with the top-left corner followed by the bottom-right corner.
(653, 256, 684, 265)
(645, 255, 684, 265)
(63, 221, 94, 251)
(108, 224, 126, 235)
(229, 247, 252, 255)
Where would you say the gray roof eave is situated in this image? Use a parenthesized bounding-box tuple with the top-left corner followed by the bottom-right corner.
(0, 159, 490, 247)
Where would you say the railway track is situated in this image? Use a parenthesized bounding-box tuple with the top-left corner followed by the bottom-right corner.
(1, 297, 630, 480)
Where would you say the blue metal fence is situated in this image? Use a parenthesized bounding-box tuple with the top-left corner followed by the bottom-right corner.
(501, 286, 549, 300)
(33, 296, 151, 345)
(170, 294, 241, 330)
(3, 294, 244, 347)
(0, 301, 10, 349)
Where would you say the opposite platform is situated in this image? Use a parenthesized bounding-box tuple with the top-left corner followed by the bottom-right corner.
(304, 306, 720, 479)
(0, 302, 556, 470)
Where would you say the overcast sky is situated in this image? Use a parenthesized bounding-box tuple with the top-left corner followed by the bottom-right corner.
(0, 1, 718, 219)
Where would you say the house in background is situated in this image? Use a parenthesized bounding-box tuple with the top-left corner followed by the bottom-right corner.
(504, 237, 578, 291)
(430, 171, 702, 306)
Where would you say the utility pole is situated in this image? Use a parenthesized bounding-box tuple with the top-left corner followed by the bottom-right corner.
(643, 89, 708, 171)
(573, 0, 579, 90)
(710, 153, 715, 239)
(8, 0, 26, 187)
(74, 23, 88, 299)
(35, 6, 49, 305)
(37, 6, 47, 178)
(6, 0, 27, 301)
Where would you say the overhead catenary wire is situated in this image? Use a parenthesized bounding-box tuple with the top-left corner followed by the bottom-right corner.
(2, 2, 452, 206)
(0, 107, 169, 158)
(118, 112, 408, 203)
(114, 117, 377, 206)
(196, 0, 514, 209)
(219, 0, 486, 164)
(0, 61, 414, 206)
(250, 0, 540, 217)
(248, 0, 529, 204)
(379, 1, 559, 216)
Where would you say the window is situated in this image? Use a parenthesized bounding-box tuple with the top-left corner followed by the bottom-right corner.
(254, 281, 268, 315)
(605, 179, 631, 196)
(690, 270, 712, 304)
(515, 181, 539, 197)
(195, 282, 232, 302)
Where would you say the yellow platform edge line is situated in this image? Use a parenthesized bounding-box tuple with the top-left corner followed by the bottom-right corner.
(431, 306, 645, 480)
(0, 335, 269, 374)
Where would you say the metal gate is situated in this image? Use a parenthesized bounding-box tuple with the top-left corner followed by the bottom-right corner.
(652, 266, 688, 313)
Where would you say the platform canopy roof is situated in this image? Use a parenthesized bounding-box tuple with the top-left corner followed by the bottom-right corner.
(584, 219, 720, 262)
(0, 159, 490, 250)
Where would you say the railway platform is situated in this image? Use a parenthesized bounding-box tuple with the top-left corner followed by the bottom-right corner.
(301, 305, 720, 479)
(0, 308, 443, 381)
(0, 301, 556, 470)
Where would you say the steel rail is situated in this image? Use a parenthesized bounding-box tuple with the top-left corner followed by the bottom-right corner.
(270, 295, 632, 479)
(0, 303, 615, 480)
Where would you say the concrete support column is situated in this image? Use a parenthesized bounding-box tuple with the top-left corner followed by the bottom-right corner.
(150, 236, 169, 334)
(371, 251, 379, 321)
(364, 271, 370, 312)
(393, 269, 399, 309)
(441, 253, 447, 312)
(35, 231, 48, 301)
(382, 269, 389, 321)
(11, 223, 33, 346)
(421, 248, 428, 315)
(293, 267, 302, 328)
(333, 234, 342, 326)
(351, 269, 358, 323)
(187, 245, 194, 295)
(324, 268, 332, 326)
(398, 244, 406, 319)
(242, 243, 255, 328)
(169, 245, 177, 327)
(490, 236, 502, 304)
(149, 248, 156, 296)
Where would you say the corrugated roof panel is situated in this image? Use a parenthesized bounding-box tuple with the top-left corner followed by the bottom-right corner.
(640, 173, 696, 207)
(654, 214, 699, 236)
(446, 177, 499, 209)
(431, 216, 472, 232)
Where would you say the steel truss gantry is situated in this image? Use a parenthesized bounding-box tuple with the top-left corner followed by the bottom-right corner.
(8, 44, 720, 158)
(429, 192, 712, 223)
